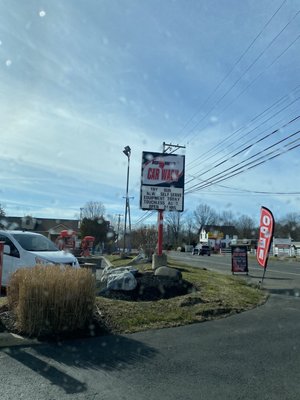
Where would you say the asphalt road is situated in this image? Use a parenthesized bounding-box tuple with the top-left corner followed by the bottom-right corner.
(1, 253, 300, 399)
(1, 294, 300, 400)
(168, 251, 300, 294)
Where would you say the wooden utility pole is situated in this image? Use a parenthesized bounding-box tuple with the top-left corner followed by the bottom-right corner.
(156, 143, 186, 256)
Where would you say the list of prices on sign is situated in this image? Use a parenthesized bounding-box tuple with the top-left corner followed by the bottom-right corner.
(141, 186, 183, 211)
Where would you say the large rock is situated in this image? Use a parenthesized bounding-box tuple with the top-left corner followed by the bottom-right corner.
(101, 266, 138, 291)
(154, 266, 182, 281)
(100, 271, 195, 301)
(106, 271, 137, 291)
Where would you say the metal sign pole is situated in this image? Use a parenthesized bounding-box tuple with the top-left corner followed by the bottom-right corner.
(261, 266, 267, 286)
(157, 210, 164, 256)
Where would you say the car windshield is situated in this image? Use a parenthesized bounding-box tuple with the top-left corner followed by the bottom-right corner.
(12, 233, 59, 252)
(1, 1, 300, 399)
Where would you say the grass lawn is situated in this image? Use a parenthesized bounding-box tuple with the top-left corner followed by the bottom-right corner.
(97, 256, 267, 334)
(0, 257, 267, 337)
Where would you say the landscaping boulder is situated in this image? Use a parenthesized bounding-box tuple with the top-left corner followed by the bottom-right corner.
(107, 271, 137, 291)
(154, 266, 182, 281)
(101, 266, 138, 291)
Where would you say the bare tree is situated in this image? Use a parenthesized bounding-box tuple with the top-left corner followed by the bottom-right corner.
(165, 211, 182, 247)
(131, 226, 157, 259)
(81, 201, 105, 220)
(235, 215, 256, 239)
(217, 210, 236, 226)
(275, 212, 300, 240)
(182, 212, 198, 245)
(194, 203, 217, 233)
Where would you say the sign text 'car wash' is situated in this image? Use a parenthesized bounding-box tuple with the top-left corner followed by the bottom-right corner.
(140, 152, 185, 212)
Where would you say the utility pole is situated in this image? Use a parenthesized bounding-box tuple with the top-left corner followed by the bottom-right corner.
(163, 142, 186, 154)
(157, 142, 186, 257)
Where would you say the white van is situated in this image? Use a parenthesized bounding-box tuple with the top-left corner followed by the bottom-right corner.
(0, 230, 79, 287)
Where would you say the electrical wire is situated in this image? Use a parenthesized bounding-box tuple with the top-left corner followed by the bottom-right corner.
(132, 210, 156, 226)
(185, 136, 300, 193)
(175, 0, 288, 144)
(187, 135, 300, 192)
(187, 180, 300, 195)
(187, 85, 300, 171)
(186, 114, 300, 184)
(183, 7, 300, 146)
(186, 31, 300, 170)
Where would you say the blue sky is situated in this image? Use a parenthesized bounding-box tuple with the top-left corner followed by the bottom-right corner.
(1, 0, 300, 227)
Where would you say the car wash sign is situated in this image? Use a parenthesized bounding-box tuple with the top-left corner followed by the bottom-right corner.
(140, 151, 185, 211)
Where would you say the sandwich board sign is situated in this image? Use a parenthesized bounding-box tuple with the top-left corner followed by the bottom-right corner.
(231, 245, 248, 274)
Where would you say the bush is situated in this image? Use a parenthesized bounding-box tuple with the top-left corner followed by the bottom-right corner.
(7, 265, 96, 338)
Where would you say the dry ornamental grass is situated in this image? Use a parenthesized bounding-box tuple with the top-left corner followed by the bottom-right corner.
(7, 265, 96, 338)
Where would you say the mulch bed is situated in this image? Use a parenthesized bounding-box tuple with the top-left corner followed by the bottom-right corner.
(100, 271, 196, 301)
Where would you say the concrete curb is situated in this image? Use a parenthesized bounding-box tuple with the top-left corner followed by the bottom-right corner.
(0, 332, 39, 348)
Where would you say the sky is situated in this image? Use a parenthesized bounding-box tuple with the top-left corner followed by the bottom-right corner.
(0, 0, 300, 228)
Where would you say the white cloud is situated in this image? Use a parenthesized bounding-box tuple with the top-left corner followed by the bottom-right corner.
(0, 0, 299, 221)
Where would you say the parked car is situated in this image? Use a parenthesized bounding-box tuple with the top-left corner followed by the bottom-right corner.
(192, 247, 199, 255)
(199, 245, 211, 256)
(0, 230, 79, 287)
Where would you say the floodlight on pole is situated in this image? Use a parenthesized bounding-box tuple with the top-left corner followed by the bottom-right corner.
(123, 145, 131, 254)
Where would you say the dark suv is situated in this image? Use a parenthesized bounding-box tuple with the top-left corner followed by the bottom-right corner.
(199, 245, 211, 256)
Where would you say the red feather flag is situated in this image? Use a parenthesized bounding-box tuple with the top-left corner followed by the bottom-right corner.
(257, 207, 275, 269)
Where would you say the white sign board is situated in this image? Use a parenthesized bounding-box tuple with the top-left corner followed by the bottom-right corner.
(141, 186, 183, 211)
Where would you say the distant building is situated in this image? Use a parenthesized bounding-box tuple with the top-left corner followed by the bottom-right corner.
(0, 216, 79, 242)
(272, 237, 293, 257)
(199, 225, 238, 249)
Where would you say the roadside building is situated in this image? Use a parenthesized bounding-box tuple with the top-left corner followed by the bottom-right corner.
(272, 237, 293, 257)
(0, 215, 79, 242)
(199, 225, 238, 250)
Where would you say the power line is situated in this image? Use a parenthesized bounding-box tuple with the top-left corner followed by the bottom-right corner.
(193, 30, 300, 145)
(175, 0, 288, 144)
(187, 136, 300, 192)
(187, 85, 300, 170)
(192, 181, 300, 195)
(132, 210, 156, 226)
(186, 114, 300, 185)
(186, 128, 300, 192)
(186, 31, 300, 173)
(182, 6, 300, 145)
(185, 134, 300, 193)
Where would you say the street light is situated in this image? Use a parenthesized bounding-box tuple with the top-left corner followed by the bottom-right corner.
(123, 145, 131, 253)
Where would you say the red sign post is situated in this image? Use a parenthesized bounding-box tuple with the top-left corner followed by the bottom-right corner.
(140, 151, 185, 259)
(0, 241, 4, 294)
(257, 207, 275, 284)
